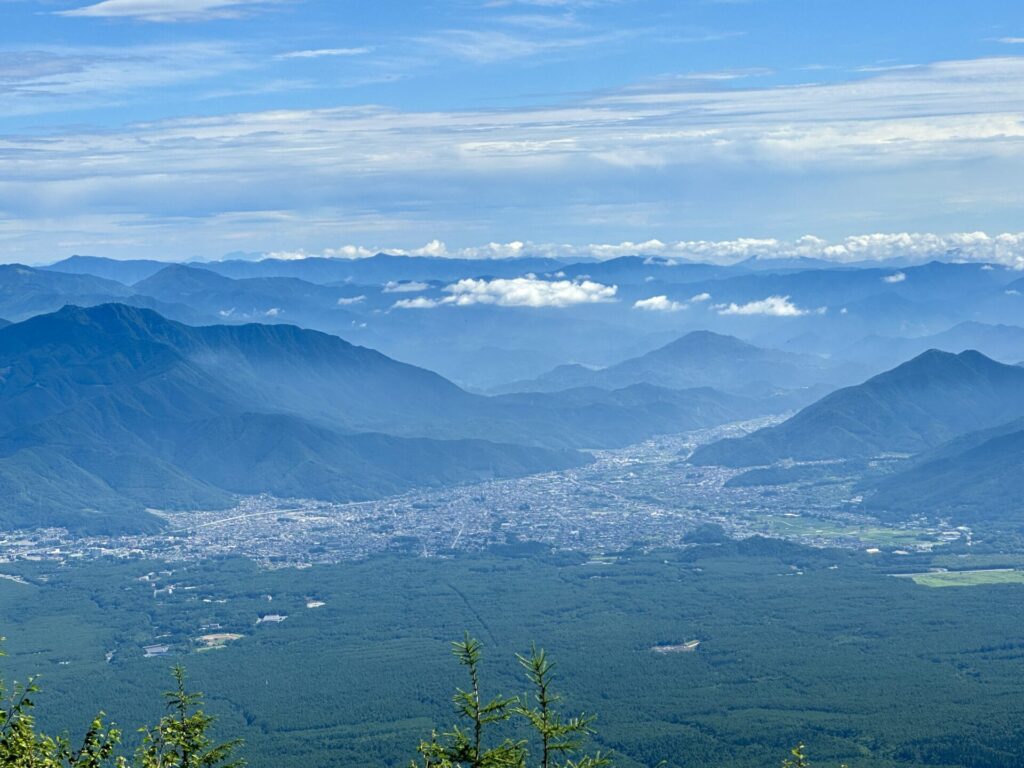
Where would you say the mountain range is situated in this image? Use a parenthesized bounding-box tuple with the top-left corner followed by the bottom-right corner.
(0, 304, 790, 533)
(691, 349, 1024, 467)
(0, 305, 587, 532)
(861, 416, 1024, 526)
(493, 330, 861, 397)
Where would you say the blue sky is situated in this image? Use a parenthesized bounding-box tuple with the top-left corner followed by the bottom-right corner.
(2, 0, 1024, 263)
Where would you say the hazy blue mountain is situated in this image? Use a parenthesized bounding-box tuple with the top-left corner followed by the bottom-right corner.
(132, 263, 364, 328)
(0, 263, 218, 325)
(684, 261, 1013, 308)
(863, 417, 1024, 525)
(845, 322, 1024, 368)
(201, 253, 571, 284)
(691, 349, 1024, 467)
(557, 255, 729, 283)
(0, 305, 588, 532)
(0, 317, 8, 328)
(489, 383, 768, 447)
(494, 330, 859, 396)
(46, 255, 172, 284)
(0, 263, 134, 320)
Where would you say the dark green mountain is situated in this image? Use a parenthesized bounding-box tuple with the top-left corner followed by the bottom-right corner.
(0, 304, 779, 532)
(15, 304, 759, 449)
(0, 305, 587, 533)
(495, 330, 857, 396)
(862, 416, 1024, 525)
(691, 349, 1024, 467)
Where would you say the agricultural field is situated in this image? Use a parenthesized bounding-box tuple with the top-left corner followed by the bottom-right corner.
(909, 569, 1024, 588)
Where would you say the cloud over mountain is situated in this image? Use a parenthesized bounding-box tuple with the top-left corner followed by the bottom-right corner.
(394, 276, 617, 309)
(633, 295, 686, 312)
(714, 296, 825, 317)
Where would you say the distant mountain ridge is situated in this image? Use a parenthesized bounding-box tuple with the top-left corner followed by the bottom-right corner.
(691, 349, 1024, 467)
(495, 330, 859, 396)
(843, 322, 1024, 368)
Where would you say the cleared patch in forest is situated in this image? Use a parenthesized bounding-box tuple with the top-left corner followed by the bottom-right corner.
(909, 569, 1024, 588)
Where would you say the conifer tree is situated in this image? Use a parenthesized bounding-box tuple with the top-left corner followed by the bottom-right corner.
(1, 639, 125, 767)
(413, 634, 525, 768)
(515, 645, 607, 768)
(136, 666, 244, 768)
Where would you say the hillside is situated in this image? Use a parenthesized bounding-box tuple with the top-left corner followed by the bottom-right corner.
(862, 417, 1024, 525)
(0, 305, 588, 532)
(0, 304, 787, 532)
(690, 349, 1024, 467)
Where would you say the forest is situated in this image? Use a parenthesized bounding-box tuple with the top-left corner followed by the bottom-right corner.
(2, 539, 1024, 767)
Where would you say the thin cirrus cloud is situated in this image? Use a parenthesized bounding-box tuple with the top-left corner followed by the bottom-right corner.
(419, 28, 634, 64)
(393, 276, 618, 309)
(5, 52, 1024, 260)
(0, 43, 246, 113)
(714, 296, 826, 317)
(277, 48, 374, 59)
(58, 0, 266, 22)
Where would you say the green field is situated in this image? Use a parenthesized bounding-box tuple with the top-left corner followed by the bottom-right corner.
(910, 568, 1024, 587)
(2, 540, 1024, 768)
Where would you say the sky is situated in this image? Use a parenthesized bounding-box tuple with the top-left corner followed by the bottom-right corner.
(2, 0, 1024, 264)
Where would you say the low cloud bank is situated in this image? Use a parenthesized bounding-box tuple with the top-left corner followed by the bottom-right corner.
(264, 231, 1024, 270)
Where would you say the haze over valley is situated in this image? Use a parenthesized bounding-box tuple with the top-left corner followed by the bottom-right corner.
(4, 2, 1024, 767)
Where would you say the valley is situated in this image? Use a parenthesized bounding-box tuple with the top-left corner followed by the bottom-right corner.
(0, 420, 964, 569)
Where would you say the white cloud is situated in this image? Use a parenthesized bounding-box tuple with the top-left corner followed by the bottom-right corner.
(0, 43, 246, 116)
(392, 296, 440, 309)
(689, 292, 712, 302)
(267, 232, 1024, 269)
(7, 50, 1024, 261)
(714, 295, 825, 317)
(393, 276, 616, 309)
(58, 0, 263, 22)
(419, 28, 631, 64)
(882, 271, 907, 283)
(336, 295, 365, 305)
(277, 48, 373, 60)
(264, 307, 281, 317)
(383, 280, 430, 293)
(445, 276, 617, 307)
(633, 295, 686, 312)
